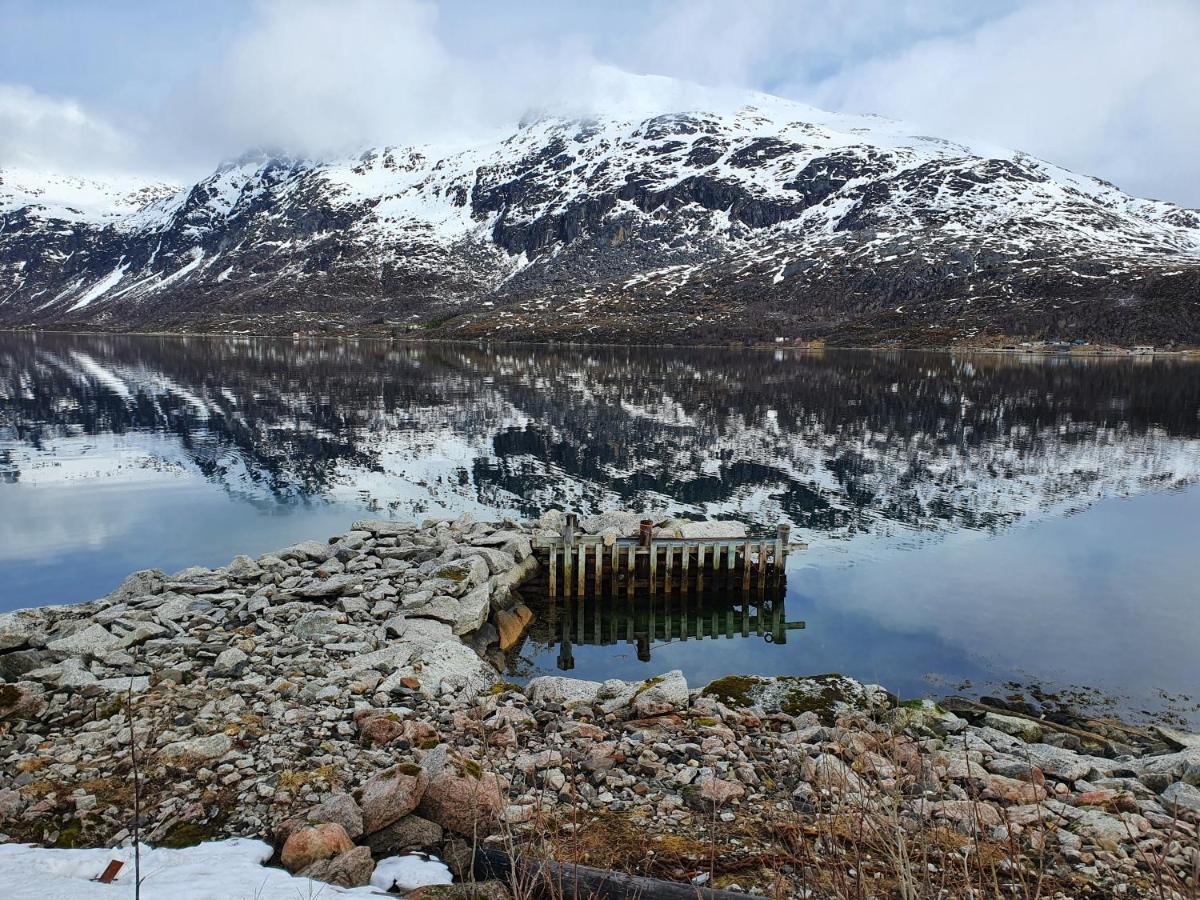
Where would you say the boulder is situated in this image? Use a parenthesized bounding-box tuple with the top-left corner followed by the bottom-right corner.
(0, 683, 45, 720)
(698, 775, 745, 806)
(159, 733, 233, 764)
(632, 670, 689, 717)
(1161, 781, 1200, 815)
(0, 612, 35, 651)
(525, 675, 602, 706)
(306, 792, 364, 841)
(46, 623, 121, 658)
(494, 605, 533, 651)
(105, 568, 166, 601)
(362, 814, 444, 855)
(417, 583, 491, 635)
(382, 640, 495, 698)
(296, 574, 363, 599)
(278, 540, 333, 563)
(885, 700, 967, 736)
(417, 763, 506, 837)
(358, 764, 429, 835)
(212, 647, 248, 676)
(299, 846, 375, 888)
(1020, 743, 1112, 782)
(280, 823, 355, 873)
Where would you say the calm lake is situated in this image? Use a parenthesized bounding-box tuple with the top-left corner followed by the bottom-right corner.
(2, 333, 1198, 724)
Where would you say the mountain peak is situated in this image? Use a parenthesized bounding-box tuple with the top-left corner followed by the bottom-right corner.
(1, 94, 1198, 347)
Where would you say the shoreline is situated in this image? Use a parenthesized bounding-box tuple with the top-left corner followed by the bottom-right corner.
(3, 514, 1199, 896)
(3, 325, 1199, 358)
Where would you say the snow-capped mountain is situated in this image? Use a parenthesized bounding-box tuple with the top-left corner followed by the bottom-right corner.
(3, 88, 1199, 345)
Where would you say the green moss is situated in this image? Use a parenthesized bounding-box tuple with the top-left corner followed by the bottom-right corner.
(395, 763, 423, 777)
(702, 672, 868, 725)
(633, 675, 665, 698)
(459, 758, 483, 779)
(489, 681, 521, 696)
(158, 821, 219, 849)
(693, 717, 720, 727)
(52, 819, 85, 849)
(419, 738, 440, 750)
(702, 675, 765, 708)
(435, 564, 469, 582)
(776, 673, 856, 721)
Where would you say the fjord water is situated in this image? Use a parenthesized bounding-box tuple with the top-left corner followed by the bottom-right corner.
(2, 333, 1198, 723)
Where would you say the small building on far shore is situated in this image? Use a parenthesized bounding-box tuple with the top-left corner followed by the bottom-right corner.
(1132, 345, 1155, 355)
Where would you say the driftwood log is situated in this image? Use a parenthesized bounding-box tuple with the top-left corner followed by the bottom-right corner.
(472, 847, 764, 900)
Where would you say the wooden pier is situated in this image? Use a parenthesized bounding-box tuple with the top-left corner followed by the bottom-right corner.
(532, 515, 802, 600)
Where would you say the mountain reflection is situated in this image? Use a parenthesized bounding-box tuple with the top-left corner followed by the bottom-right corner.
(2, 333, 1198, 542)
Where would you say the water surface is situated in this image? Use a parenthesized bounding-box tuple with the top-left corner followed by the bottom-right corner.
(1, 333, 1197, 723)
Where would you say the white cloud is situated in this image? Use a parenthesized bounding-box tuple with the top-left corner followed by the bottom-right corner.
(2, 0, 1198, 205)
(804, 0, 1200, 204)
(0, 84, 133, 173)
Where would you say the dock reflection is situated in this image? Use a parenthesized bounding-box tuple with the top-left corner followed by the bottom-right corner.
(526, 582, 804, 670)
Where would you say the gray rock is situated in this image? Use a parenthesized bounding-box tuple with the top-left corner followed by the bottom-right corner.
(361, 814, 443, 854)
(1133, 747, 1200, 791)
(1019, 744, 1112, 782)
(1160, 781, 1200, 815)
(299, 846, 375, 888)
(526, 675, 603, 706)
(105, 569, 166, 602)
(633, 670, 689, 716)
(296, 574, 363, 599)
(415, 583, 491, 636)
(0, 612, 36, 651)
(213, 647, 248, 676)
(159, 733, 233, 763)
(278, 540, 334, 562)
(306, 793, 365, 841)
(295, 610, 341, 640)
(227, 555, 263, 580)
(46, 623, 120, 658)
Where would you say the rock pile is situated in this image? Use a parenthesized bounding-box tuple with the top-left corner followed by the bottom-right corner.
(3, 514, 1199, 897)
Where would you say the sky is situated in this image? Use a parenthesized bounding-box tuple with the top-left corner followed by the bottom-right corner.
(1, 0, 1198, 206)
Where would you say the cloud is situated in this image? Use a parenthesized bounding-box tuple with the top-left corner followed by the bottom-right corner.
(804, 0, 1200, 204)
(0, 83, 133, 173)
(2, 0, 1198, 206)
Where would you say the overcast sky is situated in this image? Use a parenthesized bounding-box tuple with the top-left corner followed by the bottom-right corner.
(1, 0, 1197, 205)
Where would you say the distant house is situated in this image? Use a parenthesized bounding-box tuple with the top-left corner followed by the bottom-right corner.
(1132, 345, 1155, 355)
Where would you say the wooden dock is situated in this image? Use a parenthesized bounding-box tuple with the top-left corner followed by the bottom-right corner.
(532, 514, 802, 600)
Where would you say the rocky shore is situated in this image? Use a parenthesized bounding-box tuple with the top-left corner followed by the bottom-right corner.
(2, 514, 1199, 898)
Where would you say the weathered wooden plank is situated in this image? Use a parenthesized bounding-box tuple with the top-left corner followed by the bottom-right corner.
(594, 542, 603, 597)
(664, 543, 674, 596)
(696, 543, 705, 593)
(757, 540, 768, 595)
(548, 546, 557, 599)
(577, 542, 586, 597)
(626, 542, 635, 601)
(649, 541, 657, 598)
(741, 540, 752, 595)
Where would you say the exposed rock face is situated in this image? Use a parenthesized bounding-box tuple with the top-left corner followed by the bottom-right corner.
(3, 90, 1199, 347)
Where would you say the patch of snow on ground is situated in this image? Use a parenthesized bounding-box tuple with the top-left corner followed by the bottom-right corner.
(0, 838, 390, 900)
(371, 853, 453, 891)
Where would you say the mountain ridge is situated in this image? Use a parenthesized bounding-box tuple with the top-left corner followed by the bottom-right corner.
(3, 88, 1199, 347)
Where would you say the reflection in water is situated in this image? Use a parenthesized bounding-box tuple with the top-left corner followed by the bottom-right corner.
(3, 332, 1198, 534)
(1, 333, 1199, 723)
(525, 586, 804, 673)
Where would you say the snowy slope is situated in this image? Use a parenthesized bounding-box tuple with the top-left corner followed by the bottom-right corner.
(2, 82, 1198, 345)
